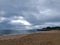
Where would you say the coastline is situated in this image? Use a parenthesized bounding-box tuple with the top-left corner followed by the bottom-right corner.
(0, 30, 60, 45)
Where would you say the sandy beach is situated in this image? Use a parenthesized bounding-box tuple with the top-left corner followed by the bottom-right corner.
(0, 30, 60, 45)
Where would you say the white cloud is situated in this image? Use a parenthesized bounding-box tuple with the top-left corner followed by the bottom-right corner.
(11, 16, 24, 20)
(9, 16, 32, 26)
(10, 20, 32, 25)
(0, 17, 6, 23)
(40, 9, 51, 15)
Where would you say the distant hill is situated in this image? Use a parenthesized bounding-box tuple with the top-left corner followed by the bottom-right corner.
(37, 26, 60, 31)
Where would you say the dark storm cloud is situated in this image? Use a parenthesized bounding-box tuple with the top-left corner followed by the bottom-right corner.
(0, 0, 60, 30)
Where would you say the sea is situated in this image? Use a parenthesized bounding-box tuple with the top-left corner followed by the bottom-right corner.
(0, 30, 38, 36)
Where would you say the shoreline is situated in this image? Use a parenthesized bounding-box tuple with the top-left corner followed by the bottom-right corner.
(0, 30, 60, 45)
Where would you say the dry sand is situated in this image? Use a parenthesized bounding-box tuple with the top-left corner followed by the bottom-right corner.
(0, 30, 60, 45)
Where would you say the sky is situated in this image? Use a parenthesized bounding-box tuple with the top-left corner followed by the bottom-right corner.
(0, 0, 60, 30)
